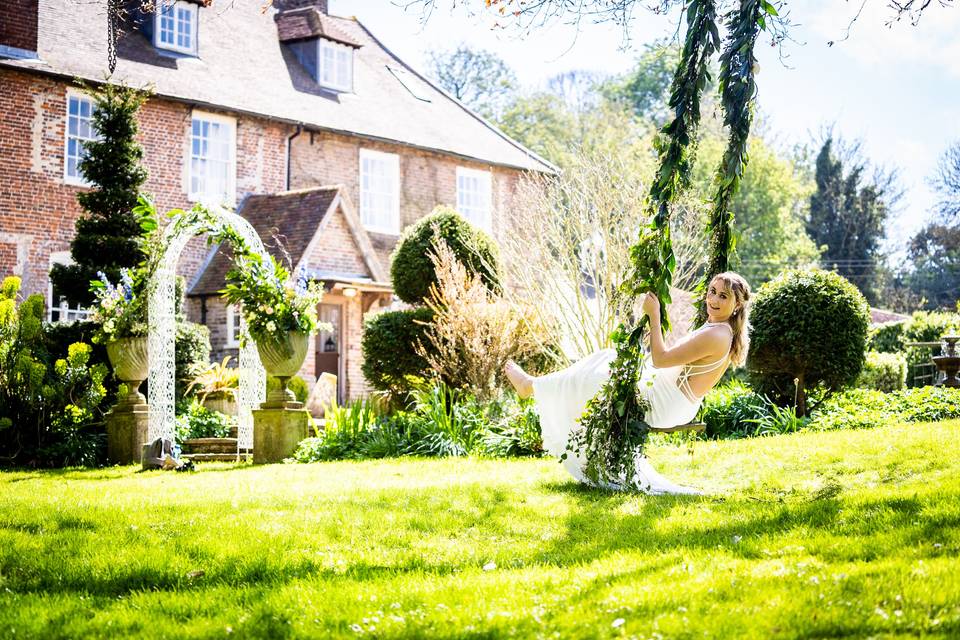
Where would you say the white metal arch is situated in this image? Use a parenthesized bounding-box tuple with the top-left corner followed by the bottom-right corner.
(147, 207, 268, 451)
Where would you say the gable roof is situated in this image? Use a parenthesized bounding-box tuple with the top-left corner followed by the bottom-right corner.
(189, 185, 385, 296)
(0, 0, 555, 173)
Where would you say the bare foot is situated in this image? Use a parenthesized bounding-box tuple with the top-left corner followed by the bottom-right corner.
(504, 360, 534, 399)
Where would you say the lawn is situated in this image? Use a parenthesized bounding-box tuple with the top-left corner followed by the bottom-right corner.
(1, 421, 959, 639)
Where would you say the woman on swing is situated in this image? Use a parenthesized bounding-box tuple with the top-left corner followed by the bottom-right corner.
(505, 271, 752, 494)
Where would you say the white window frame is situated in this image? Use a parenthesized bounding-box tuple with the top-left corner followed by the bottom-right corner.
(225, 304, 241, 348)
(359, 149, 401, 235)
(188, 110, 237, 207)
(317, 38, 354, 92)
(456, 167, 493, 233)
(47, 251, 91, 324)
(63, 92, 97, 187)
(154, 0, 199, 56)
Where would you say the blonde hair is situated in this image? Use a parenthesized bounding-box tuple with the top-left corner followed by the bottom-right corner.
(710, 272, 751, 367)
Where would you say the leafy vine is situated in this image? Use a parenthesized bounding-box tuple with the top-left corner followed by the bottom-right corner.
(567, 0, 721, 488)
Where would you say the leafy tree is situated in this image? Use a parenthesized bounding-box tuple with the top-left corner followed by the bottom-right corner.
(806, 137, 899, 305)
(905, 223, 960, 309)
(49, 83, 149, 307)
(602, 42, 683, 124)
(692, 133, 820, 285)
(427, 45, 518, 119)
(497, 92, 578, 167)
(931, 140, 960, 223)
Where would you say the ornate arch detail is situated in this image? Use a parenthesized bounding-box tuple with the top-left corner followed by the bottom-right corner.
(147, 207, 270, 451)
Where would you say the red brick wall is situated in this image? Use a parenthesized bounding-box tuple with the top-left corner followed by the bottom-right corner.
(0, 68, 290, 303)
(0, 0, 39, 53)
(300, 204, 370, 277)
(288, 131, 525, 272)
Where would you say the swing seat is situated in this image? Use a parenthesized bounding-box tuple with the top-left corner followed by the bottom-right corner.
(649, 421, 705, 434)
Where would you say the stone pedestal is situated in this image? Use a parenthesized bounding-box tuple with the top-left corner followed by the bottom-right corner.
(252, 407, 310, 464)
(106, 403, 150, 465)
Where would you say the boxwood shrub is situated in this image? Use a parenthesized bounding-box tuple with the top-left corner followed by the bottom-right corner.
(361, 308, 437, 395)
(389, 206, 500, 305)
(856, 351, 907, 392)
(747, 269, 870, 415)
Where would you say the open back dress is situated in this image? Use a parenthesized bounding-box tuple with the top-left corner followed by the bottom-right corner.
(532, 323, 731, 494)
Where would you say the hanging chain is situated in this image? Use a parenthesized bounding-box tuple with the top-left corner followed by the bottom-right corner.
(107, 0, 121, 74)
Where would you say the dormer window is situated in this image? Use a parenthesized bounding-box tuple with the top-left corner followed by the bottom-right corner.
(155, 1, 198, 55)
(318, 38, 353, 92)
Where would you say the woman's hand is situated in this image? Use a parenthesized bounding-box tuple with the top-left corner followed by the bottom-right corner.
(641, 292, 660, 320)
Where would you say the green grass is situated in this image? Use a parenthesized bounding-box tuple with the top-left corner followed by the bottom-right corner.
(2, 421, 960, 639)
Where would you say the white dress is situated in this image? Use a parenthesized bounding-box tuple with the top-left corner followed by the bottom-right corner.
(532, 325, 730, 494)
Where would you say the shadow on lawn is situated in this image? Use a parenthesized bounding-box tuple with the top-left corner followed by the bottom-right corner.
(537, 480, 959, 567)
(5, 478, 959, 600)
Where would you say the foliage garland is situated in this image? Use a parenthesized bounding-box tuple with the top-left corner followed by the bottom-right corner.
(695, 0, 772, 326)
(565, 0, 720, 488)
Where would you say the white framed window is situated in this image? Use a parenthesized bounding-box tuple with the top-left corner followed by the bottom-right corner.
(64, 93, 97, 186)
(225, 304, 241, 348)
(189, 111, 236, 206)
(318, 38, 353, 92)
(456, 167, 492, 232)
(47, 252, 91, 324)
(359, 149, 400, 234)
(155, 0, 198, 55)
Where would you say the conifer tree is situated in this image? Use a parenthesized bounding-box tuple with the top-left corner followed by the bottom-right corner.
(807, 137, 895, 305)
(50, 83, 148, 307)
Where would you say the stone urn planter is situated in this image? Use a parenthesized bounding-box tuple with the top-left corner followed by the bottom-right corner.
(106, 336, 149, 410)
(202, 391, 238, 417)
(105, 335, 150, 465)
(256, 330, 309, 409)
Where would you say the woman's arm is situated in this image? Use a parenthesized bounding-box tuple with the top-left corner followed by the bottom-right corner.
(641, 293, 730, 368)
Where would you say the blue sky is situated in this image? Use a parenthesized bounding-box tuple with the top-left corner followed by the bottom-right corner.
(330, 0, 960, 260)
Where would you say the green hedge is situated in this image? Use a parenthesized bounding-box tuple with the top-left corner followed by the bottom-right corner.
(867, 321, 907, 353)
(856, 351, 907, 392)
(389, 206, 500, 305)
(747, 269, 870, 414)
(361, 308, 437, 395)
(175, 321, 211, 405)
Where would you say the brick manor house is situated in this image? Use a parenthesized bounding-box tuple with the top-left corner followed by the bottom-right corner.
(0, 0, 554, 402)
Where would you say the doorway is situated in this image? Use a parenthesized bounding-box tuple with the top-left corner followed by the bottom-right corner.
(315, 302, 344, 403)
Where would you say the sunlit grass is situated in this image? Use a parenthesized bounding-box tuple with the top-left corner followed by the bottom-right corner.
(2, 420, 959, 638)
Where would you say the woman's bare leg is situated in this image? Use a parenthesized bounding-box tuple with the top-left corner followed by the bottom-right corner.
(504, 360, 534, 399)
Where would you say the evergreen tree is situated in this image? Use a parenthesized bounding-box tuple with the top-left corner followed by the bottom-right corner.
(806, 137, 896, 305)
(50, 83, 148, 307)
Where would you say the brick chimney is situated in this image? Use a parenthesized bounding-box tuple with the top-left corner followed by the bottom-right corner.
(0, 0, 39, 56)
(273, 0, 328, 13)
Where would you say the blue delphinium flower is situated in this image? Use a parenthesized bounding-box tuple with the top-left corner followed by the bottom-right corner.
(296, 266, 309, 295)
(120, 269, 134, 301)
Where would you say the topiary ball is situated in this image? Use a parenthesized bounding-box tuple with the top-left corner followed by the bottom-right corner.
(389, 206, 500, 305)
(747, 268, 870, 414)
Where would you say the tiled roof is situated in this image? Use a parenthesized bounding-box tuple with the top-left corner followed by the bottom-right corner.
(190, 186, 339, 296)
(0, 0, 555, 173)
(870, 308, 911, 325)
(275, 7, 360, 47)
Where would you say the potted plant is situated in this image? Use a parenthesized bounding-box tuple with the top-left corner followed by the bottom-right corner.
(186, 356, 240, 416)
(222, 256, 327, 408)
(89, 268, 150, 409)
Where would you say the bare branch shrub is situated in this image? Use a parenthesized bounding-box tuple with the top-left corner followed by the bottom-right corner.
(417, 234, 543, 402)
(499, 150, 708, 365)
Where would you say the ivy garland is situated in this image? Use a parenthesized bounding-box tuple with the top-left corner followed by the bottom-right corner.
(567, 0, 775, 488)
(695, 0, 774, 325)
(565, 0, 720, 488)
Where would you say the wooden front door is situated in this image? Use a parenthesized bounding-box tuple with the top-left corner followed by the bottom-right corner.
(315, 303, 343, 403)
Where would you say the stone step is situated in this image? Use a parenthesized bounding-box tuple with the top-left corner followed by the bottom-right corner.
(182, 453, 251, 463)
(182, 437, 240, 455)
